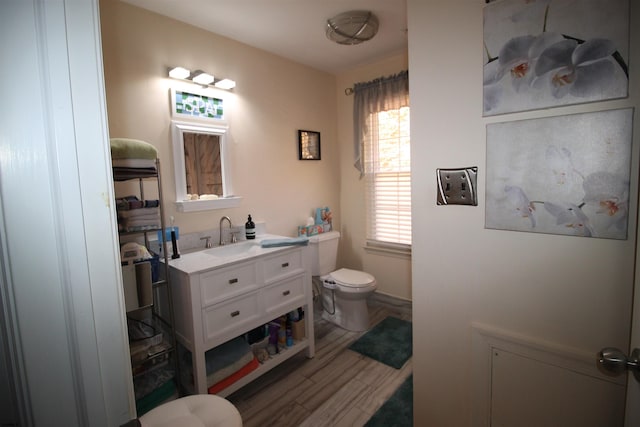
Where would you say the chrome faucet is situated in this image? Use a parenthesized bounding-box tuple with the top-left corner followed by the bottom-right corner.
(219, 216, 233, 246)
(200, 235, 212, 248)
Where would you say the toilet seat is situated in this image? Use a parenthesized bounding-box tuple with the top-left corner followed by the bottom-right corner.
(326, 268, 376, 289)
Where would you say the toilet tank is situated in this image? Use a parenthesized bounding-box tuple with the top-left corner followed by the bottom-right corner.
(308, 231, 340, 276)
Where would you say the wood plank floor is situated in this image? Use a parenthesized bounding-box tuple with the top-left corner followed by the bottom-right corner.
(226, 294, 413, 427)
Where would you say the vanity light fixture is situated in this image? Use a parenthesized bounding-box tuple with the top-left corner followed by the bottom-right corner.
(168, 66, 236, 90)
(191, 71, 214, 85)
(214, 79, 236, 90)
(169, 66, 190, 79)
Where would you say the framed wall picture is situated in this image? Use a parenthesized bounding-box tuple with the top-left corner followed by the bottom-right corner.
(298, 130, 321, 160)
(485, 108, 633, 240)
(482, 0, 629, 116)
(170, 88, 225, 121)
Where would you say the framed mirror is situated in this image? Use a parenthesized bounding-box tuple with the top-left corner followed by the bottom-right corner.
(171, 120, 241, 212)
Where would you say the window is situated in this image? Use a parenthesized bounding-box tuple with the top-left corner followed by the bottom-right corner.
(353, 70, 411, 252)
(364, 106, 411, 247)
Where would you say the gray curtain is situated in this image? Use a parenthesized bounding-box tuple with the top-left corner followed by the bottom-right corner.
(352, 70, 409, 177)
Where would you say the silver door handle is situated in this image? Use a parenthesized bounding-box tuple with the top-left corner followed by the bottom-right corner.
(597, 347, 640, 381)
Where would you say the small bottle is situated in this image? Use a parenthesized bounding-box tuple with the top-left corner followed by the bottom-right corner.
(245, 214, 256, 240)
(285, 317, 293, 347)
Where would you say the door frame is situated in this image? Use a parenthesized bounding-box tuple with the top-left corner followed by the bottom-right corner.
(0, 0, 133, 425)
(625, 231, 640, 424)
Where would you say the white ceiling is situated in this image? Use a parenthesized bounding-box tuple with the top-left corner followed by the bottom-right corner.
(121, 0, 408, 75)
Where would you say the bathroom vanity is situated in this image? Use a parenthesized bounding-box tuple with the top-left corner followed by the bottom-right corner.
(167, 239, 315, 395)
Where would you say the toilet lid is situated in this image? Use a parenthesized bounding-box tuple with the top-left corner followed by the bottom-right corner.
(330, 268, 375, 288)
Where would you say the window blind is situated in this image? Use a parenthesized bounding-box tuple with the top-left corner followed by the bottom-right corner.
(364, 106, 411, 246)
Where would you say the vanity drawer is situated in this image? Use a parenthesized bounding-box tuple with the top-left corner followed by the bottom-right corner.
(200, 261, 258, 307)
(202, 291, 261, 344)
(263, 249, 303, 283)
(264, 274, 306, 315)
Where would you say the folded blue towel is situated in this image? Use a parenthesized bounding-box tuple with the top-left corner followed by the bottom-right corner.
(260, 236, 309, 248)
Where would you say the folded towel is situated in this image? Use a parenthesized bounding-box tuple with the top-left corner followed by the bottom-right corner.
(112, 167, 157, 181)
(116, 196, 159, 211)
(122, 218, 160, 228)
(111, 158, 157, 169)
(120, 224, 161, 233)
(120, 215, 160, 225)
(118, 207, 159, 219)
(183, 336, 252, 375)
(110, 138, 158, 160)
(260, 236, 309, 248)
(208, 356, 260, 395)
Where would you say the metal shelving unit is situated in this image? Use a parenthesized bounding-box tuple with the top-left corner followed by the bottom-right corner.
(113, 159, 180, 415)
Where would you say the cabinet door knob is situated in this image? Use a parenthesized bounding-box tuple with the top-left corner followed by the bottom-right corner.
(229, 278, 238, 284)
(282, 290, 290, 296)
(282, 262, 289, 268)
(230, 310, 240, 317)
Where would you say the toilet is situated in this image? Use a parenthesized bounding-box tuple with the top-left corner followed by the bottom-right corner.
(308, 231, 377, 332)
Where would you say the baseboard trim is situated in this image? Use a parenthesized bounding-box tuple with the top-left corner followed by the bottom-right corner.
(371, 290, 412, 304)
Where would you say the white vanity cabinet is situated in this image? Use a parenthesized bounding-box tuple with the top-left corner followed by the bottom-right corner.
(168, 244, 315, 395)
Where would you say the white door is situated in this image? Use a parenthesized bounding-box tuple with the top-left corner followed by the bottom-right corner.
(602, 232, 640, 426)
(0, 0, 133, 425)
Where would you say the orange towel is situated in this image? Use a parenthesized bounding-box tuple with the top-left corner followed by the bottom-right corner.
(208, 356, 259, 395)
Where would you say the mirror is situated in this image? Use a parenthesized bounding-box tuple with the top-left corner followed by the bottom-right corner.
(172, 120, 241, 212)
(184, 132, 222, 196)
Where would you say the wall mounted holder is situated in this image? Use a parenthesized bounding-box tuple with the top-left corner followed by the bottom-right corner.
(436, 167, 478, 206)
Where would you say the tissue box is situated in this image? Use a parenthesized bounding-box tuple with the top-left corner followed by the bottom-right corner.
(306, 225, 323, 236)
(298, 226, 308, 236)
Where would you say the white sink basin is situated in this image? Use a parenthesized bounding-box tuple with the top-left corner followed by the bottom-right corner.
(201, 240, 261, 258)
(168, 234, 297, 274)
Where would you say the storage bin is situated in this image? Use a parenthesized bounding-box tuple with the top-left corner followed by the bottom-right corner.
(137, 254, 160, 283)
(291, 319, 305, 341)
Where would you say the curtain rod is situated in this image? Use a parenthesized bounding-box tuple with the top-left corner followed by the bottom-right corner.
(346, 70, 408, 96)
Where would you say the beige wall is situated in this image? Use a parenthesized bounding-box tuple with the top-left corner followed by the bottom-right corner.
(335, 53, 412, 300)
(100, 0, 339, 238)
(100, 0, 412, 301)
(100, 0, 640, 423)
(408, 1, 639, 425)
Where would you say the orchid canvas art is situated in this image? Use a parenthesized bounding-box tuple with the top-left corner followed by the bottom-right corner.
(485, 109, 633, 239)
(483, 0, 629, 116)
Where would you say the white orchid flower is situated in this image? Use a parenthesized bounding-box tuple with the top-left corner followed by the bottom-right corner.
(582, 171, 629, 231)
(543, 202, 593, 237)
(505, 185, 536, 228)
(534, 38, 617, 98)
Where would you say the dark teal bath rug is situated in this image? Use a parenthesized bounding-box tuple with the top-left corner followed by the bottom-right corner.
(349, 316, 412, 369)
(365, 374, 413, 427)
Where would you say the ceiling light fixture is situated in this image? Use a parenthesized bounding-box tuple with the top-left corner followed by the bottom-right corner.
(167, 67, 236, 91)
(326, 10, 379, 45)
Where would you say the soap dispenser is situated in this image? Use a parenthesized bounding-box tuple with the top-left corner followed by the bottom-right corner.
(245, 215, 256, 240)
